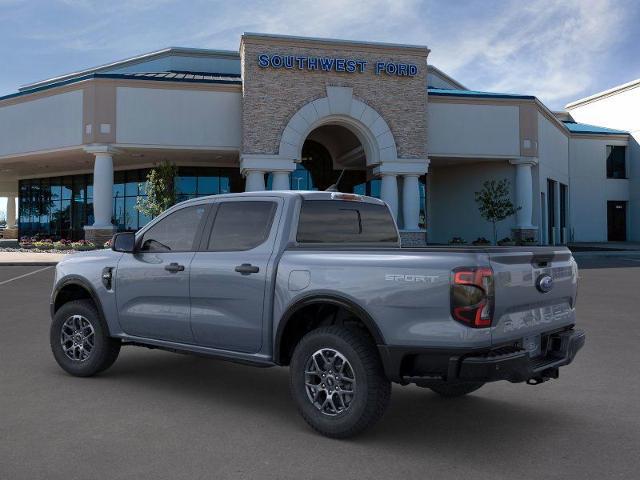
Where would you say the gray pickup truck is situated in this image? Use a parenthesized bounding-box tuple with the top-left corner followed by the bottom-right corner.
(50, 191, 585, 438)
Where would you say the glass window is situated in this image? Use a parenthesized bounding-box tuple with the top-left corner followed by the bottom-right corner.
(297, 200, 398, 243)
(61, 177, 72, 200)
(86, 175, 94, 200)
(291, 164, 314, 190)
(198, 176, 219, 195)
(176, 175, 197, 196)
(72, 175, 86, 202)
(606, 146, 626, 179)
(113, 197, 125, 230)
(17, 167, 243, 240)
(219, 177, 231, 194)
(139, 205, 207, 252)
(207, 201, 276, 251)
(124, 197, 138, 230)
(50, 178, 61, 202)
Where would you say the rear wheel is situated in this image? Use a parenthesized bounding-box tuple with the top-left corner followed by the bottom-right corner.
(429, 382, 484, 397)
(50, 300, 121, 377)
(289, 326, 391, 438)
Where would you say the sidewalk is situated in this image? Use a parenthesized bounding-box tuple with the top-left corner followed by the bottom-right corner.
(0, 251, 66, 265)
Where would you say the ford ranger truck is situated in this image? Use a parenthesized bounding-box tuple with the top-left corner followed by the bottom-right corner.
(50, 191, 585, 438)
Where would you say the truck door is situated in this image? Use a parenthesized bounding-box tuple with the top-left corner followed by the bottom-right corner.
(115, 204, 209, 343)
(189, 198, 282, 353)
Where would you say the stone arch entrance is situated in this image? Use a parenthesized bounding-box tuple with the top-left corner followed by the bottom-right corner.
(297, 124, 368, 192)
(240, 85, 429, 233)
(278, 86, 398, 167)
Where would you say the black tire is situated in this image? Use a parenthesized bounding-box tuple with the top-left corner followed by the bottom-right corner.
(289, 326, 391, 438)
(50, 299, 121, 377)
(429, 382, 484, 398)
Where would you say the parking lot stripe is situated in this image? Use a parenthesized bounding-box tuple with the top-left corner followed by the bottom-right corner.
(0, 266, 52, 286)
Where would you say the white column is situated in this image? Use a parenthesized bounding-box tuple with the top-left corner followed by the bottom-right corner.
(380, 174, 398, 220)
(92, 152, 114, 228)
(401, 175, 421, 231)
(245, 170, 266, 192)
(271, 171, 290, 190)
(511, 159, 536, 228)
(6, 195, 17, 229)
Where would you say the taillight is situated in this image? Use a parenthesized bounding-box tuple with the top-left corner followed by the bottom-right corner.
(450, 266, 494, 328)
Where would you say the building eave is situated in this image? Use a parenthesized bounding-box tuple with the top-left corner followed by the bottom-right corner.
(1, 73, 242, 105)
(427, 65, 467, 90)
(565, 78, 640, 109)
(19, 47, 241, 93)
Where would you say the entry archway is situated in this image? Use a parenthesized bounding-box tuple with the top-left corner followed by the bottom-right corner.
(297, 124, 368, 192)
(278, 86, 398, 167)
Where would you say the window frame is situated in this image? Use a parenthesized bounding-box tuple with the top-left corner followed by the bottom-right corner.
(200, 198, 280, 253)
(135, 202, 211, 253)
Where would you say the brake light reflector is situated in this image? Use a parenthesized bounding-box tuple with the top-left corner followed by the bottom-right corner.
(450, 267, 494, 328)
(330, 192, 363, 202)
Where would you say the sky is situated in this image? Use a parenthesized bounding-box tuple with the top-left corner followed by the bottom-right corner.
(1, 0, 640, 213)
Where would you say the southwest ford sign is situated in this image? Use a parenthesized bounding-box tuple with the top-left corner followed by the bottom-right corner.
(257, 54, 418, 77)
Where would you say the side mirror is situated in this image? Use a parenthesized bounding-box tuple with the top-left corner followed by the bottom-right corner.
(111, 232, 136, 253)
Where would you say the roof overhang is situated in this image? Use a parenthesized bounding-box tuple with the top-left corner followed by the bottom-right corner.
(19, 47, 240, 93)
(565, 78, 640, 109)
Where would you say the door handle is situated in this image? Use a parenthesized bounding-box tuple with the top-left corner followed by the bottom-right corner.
(234, 263, 260, 275)
(165, 262, 185, 273)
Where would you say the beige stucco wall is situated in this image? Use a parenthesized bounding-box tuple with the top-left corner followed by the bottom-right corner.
(240, 35, 428, 160)
(115, 86, 242, 148)
(427, 101, 520, 157)
(567, 85, 639, 241)
(428, 161, 517, 244)
(569, 136, 630, 241)
(0, 90, 83, 157)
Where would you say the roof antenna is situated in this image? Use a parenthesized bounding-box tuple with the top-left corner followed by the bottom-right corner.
(325, 169, 346, 192)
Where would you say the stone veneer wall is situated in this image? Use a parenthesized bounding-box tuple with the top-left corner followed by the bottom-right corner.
(400, 231, 427, 247)
(240, 36, 429, 159)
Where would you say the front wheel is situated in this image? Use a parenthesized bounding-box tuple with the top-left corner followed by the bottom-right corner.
(50, 300, 121, 377)
(289, 326, 391, 438)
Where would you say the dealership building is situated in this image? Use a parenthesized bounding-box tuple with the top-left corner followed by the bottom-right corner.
(0, 33, 637, 245)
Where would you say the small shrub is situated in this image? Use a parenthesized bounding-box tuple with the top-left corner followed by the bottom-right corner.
(498, 237, 516, 246)
(71, 240, 96, 251)
(33, 239, 54, 250)
(472, 237, 491, 245)
(516, 237, 537, 246)
(449, 236, 466, 245)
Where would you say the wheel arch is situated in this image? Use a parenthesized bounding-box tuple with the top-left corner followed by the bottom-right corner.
(51, 276, 107, 329)
(274, 294, 385, 365)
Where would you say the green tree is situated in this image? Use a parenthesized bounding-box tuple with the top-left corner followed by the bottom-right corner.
(474, 179, 520, 245)
(136, 161, 178, 218)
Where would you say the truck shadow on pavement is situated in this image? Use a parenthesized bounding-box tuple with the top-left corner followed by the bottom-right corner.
(87, 347, 579, 450)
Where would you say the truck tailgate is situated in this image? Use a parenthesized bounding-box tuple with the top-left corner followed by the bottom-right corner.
(488, 248, 578, 351)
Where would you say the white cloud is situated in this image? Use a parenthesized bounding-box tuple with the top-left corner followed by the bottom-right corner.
(2, 0, 635, 109)
(425, 0, 628, 107)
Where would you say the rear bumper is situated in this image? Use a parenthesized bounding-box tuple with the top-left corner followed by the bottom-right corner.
(378, 327, 585, 385)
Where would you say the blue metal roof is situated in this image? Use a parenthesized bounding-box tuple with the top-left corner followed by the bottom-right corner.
(562, 121, 628, 135)
(0, 71, 242, 102)
(428, 87, 535, 100)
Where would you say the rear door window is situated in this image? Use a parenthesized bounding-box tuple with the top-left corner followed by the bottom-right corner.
(296, 200, 398, 243)
(207, 201, 277, 251)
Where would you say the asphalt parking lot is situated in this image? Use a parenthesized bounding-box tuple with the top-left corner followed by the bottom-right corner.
(1, 255, 639, 480)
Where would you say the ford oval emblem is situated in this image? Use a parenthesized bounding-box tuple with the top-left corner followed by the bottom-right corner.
(536, 274, 554, 293)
